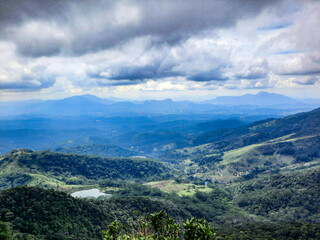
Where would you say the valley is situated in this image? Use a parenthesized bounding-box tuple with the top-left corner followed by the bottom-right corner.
(1, 94, 320, 239)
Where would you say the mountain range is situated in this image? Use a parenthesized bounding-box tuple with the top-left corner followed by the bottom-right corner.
(207, 91, 302, 106)
(1, 91, 319, 117)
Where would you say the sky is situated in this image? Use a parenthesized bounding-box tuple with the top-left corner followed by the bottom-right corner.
(0, 0, 319, 101)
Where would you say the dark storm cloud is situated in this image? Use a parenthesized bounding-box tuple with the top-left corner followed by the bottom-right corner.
(293, 76, 319, 85)
(187, 68, 229, 82)
(96, 79, 146, 86)
(0, 0, 282, 57)
(87, 62, 181, 82)
(235, 72, 268, 80)
(0, 76, 55, 90)
(280, 70, 320, 76)
(0, 0, 69, 26)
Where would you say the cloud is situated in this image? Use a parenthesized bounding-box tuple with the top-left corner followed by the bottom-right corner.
(0, 42, 56, 90)
(188, 67, 229, 82)
(0, 64, 56, 91)
(273, 50, 302, 55)
(293, 76, 320, 85)
(274, 53, 320, 76)
(1, 0, 320, 98)
(265, 1, 320, 80)
(11, 21, 70, 57)
(88, 62, 180, 82)
(234, 59, 269, 80)
(0, 0, 282, 57)
(258, 23, 292, 31)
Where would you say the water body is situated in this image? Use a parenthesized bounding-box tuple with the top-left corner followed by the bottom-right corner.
(71, 188, 111, 198)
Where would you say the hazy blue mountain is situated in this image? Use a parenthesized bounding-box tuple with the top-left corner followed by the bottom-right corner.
(208, 91, 304, 107)
(1, 93, 318, 118)
(80, 94, 116, 105)
(0, 95, 108, 117)
(24, 95, 108, 116)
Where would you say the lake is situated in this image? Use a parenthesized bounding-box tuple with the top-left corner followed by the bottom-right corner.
(71, 188, 111, 198)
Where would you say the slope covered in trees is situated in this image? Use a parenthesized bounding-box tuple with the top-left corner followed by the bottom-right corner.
(0, 186, 188, 239)
(162, 107, 320, 184)
(232, 168, 320, 222)
(0, 149, 174, 190)
(190, 107, 320, 150)
(2, 186, 320, 240)
(54, 144, 138, 158)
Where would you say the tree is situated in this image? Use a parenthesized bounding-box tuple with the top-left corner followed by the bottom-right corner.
(184, 218, 216, 240)
(102, 211, 216, 240)
(0, 221, 13, 240)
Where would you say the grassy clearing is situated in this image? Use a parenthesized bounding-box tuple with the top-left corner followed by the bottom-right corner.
(276, 158, 320, 173)
(177, 143, 214, 155)
(220, 134, 317, 166)
(27, 174, 97, 192)
(221, 143, 264, 165)
(145, 180, 212, 196)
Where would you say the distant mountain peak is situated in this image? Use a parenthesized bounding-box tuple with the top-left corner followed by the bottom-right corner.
(210, 91, 299, 106)
(80, 94, 98, 98)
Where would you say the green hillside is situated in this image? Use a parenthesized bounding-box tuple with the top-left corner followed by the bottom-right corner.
(164, 107, 320, 183)
(54, 144, 138, 158)
(192, 107, 320, 149)
(2, 185, 320, 240)
(0, 186, 189, 239)
(0, 149, 174, 190)
(232, 168, 320, 222)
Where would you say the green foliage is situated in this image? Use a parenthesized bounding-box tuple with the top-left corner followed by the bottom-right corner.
(55, 144, 138, 158)
(102, 221, 128, 240)
(146, 211, 180, 239)
(184, 218, 216, 240)
(233, 168, 320, 222)
(0, 221, 13, 240)
(0, 187, 189, 240)
(0, 186, 111, 239)
(102, 211, 216, 240)
(0, 150, 174, 190)
(258, 136, 320, 163)
(193, 107, 320, 150)
(111, 182, 240, 225)
(217, 222, 320, 240)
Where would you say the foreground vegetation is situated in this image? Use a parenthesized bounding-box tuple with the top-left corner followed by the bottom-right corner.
(1, 186, 320, 240)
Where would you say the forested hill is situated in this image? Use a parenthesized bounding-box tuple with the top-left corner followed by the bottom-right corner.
(0, 186, 189, 239)
(161, 106, 320, 184)
(2, 184, 320, 240)
(54, 144, 138, 158)
(0, 149, 173, 190)
(192, 106, 320, 148)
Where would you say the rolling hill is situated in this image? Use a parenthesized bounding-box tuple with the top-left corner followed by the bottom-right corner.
(54, 144, 138, 158)
(0, 149, 174, 190)
(0, 186, 189, 239)
(163, 107, 320, 183)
